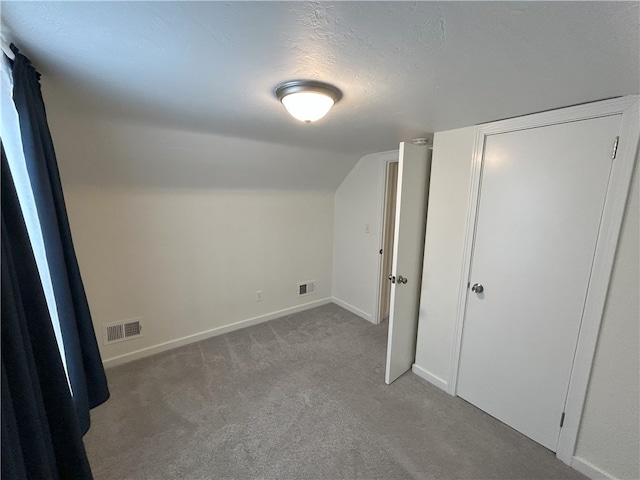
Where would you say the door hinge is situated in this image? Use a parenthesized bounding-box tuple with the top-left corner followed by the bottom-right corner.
(560, 412, 565, 428)
(612, 136, 619, 159)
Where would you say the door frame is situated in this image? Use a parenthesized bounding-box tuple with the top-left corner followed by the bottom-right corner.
(448, 96, 639, 465)
(373, 150, 400, 325)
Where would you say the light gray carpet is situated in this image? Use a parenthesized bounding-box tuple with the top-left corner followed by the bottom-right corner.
(84, 303, 585, 480)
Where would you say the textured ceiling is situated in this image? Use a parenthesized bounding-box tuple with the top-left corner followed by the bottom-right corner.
(1, 1, 639, 158)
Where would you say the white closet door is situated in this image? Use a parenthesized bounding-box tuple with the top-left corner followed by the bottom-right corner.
(457, 115, 621, 451)
(385, 142, 430, 384)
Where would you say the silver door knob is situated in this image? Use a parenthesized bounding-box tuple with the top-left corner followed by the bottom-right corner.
(388, 274, 396, 283)
(471, 283, 484, 293)
(397, 275, 408, 284)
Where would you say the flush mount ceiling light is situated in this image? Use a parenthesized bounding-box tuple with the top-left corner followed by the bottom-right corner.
(275, 80, 342, 123)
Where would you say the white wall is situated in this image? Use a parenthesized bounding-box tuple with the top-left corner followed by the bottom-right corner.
(332, 150, 397, 321)
(48, 111, 341, 365)
(413, 126, 477, 389)
(574, 165, 639, 480)
(64, 186, 334, 365)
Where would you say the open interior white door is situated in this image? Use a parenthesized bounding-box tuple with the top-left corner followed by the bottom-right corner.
(385, 142, 431, 384)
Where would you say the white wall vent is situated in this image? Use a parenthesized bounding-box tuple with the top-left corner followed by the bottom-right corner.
(103, 318, 143, 345)
(297, 280, 316, 297)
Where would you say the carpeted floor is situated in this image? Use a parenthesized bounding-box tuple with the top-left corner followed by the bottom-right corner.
(84, 303, 585, 479)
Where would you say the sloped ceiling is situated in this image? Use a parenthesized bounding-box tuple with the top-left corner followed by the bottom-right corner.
(1, 1, 639, 189)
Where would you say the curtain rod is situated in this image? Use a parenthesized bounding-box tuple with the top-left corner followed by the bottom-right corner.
(1, 36, 15, 60)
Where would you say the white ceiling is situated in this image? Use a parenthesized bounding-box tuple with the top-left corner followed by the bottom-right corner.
(1, 1, 639, 159)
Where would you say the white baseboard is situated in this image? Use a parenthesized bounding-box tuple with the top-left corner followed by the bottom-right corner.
(571, 456, 618, 480)
(412, 363, 449, 392)
(331, 297, 372, 322)
(102, 297, 332, 368)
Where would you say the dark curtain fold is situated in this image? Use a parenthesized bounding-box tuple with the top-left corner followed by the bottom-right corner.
(10, 45, 109, 435)
(1, 146, 94, 479)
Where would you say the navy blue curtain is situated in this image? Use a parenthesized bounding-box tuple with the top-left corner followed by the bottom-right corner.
(10, 45, 109, 436)
(1, 147, 94, 479)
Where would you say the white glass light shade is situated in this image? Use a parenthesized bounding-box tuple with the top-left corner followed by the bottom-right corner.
(275, 80, 342, 123)
(281, 91, 335, 123)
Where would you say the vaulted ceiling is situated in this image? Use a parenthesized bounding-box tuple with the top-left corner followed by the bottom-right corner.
(2, 1, 639, 168)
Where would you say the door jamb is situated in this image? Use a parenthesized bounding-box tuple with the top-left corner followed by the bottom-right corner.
(447, 96, 639, 465)
(373, 150, 400, 325)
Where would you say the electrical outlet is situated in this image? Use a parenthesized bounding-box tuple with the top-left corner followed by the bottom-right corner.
(364, 223, 370, 233)
(256, 290, 263, 302)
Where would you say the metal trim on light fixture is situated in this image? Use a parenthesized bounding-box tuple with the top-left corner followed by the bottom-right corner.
(274, 80, 343, 104)
(274, 80, 343, 123)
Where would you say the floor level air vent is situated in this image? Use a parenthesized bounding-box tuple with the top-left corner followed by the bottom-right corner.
(103, 318, 143, 345)
(298, 280, 316, 297)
